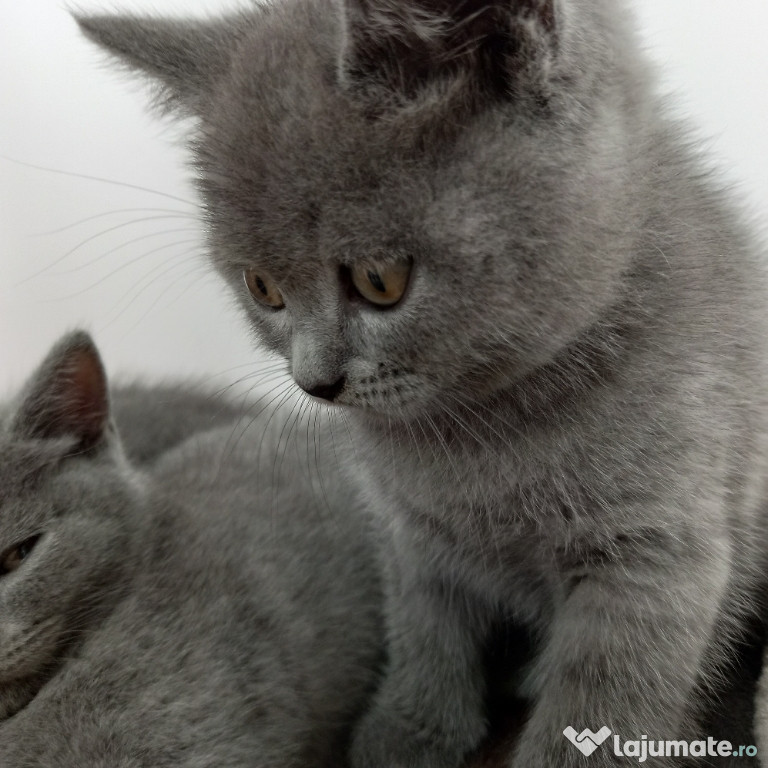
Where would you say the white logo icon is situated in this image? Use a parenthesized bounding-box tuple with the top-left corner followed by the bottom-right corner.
(563, 726, 612, 756)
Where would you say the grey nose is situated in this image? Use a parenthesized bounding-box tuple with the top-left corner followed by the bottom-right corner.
(302, 376, 346, 402)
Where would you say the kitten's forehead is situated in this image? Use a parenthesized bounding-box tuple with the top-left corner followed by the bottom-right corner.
(206, 61, 416, 190)
(200, 86, 439, 277)
(197, 3, 457, 266)
(0, 439, 68, 494)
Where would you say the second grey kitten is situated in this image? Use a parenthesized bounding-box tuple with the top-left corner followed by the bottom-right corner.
(0, 331, 381, 767)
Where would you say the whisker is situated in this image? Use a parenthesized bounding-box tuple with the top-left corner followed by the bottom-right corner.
(56, 240, 202, 299)
(0, 154, 196, 205)
(270, 391, 306, 517)
(210, 364, 289, 399)
(120, 261, 212, 332)
(310, 402, 333, 517)
(18, 220, 198, 286)
(57, 226, 200, 276)
(420, 412, 478, 528)
(32, 208, 196, 237)
(326, 406, 344, 471)
(402, 417, 437, 514)
(217, 379, 295, 472)
(101, 249, 203, 320)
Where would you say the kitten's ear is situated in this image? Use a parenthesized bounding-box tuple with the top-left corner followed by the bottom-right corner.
(11, 331, 111, 452)
(74, 13, 240, 114)
(338, 0, 557, 100)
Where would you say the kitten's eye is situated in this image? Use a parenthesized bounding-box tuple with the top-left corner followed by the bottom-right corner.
(243, 268, 284, 309)
(0, 534, 42, 577)
(350, 259, 411, 307)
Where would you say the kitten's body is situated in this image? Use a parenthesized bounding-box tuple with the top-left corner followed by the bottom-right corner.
(0, 333, 381, 767)
(78, 1, 768, 766)
(111, 382, 245, 465)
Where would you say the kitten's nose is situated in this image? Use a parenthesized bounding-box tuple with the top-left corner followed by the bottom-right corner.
(302, 376, 346, 403)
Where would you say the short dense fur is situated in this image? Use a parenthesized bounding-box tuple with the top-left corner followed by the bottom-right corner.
(0, 332, 381, 766)
(111, 382, 245, 465)
(78, 1, 768, 765)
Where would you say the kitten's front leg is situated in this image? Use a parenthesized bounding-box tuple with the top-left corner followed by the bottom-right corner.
(349, 532, 490, 768)
(509, 528, 731, 768)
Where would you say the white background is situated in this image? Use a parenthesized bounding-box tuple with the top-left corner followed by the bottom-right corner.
(2, 0, 768, 397)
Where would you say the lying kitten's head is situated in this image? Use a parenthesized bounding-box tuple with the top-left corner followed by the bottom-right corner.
(0, 332, 137, 712)
(78, 0, 648, 419)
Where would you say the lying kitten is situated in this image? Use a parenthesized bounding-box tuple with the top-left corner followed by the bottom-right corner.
(0, 331, 381, 766)
(77, 0, 768, 765)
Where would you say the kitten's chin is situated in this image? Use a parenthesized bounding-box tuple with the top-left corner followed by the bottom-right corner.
(336, 391, 465, 429)
(333, 398, 420, 423)
(333, 386, 436, 423)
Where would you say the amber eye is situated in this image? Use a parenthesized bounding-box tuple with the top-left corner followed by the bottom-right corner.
(0, 534, 42, 577)
(350, 259, 411, 307)
(243, 267, 284, 309)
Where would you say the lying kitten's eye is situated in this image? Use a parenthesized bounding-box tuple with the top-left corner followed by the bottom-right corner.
(243, 268, 285, 309)
(0, 534, 42, 576)
(350, 260, 411, 307)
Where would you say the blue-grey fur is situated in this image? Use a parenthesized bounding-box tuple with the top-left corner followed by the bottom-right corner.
(0, 331, 382, 766)
(76, 1, 768, 765)
(110, 382, 246, 466)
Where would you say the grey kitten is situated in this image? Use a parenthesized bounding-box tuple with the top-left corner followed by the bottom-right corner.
(77, 1, 768, 766)
(0, 331, 381, 766)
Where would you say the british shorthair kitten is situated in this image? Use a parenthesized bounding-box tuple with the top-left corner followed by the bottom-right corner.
(0, 331, 381, 766)
(77, 1, 768, 765)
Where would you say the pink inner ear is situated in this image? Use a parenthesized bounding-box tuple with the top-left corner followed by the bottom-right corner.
(64, 348, 109, 445)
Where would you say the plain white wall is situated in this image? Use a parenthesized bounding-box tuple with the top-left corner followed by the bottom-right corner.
(2, 0, 768, 397)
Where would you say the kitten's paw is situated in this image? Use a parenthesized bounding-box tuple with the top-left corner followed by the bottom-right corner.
(349, 705, 476, 768)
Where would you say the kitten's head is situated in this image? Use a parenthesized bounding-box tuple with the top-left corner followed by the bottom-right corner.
(78, 0, 648, 420)
(0, 332, 138, 712)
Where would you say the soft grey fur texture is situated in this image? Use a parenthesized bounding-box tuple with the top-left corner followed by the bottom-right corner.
(111, 381, 244, 465)
(0, 331, 382, 767)
(77, 1, 768, 766)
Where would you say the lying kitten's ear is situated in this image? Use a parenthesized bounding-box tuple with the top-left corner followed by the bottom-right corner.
(338, 0, 558, 100)
(74, 14, 240, 114)
(11, 331, 110, 452)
